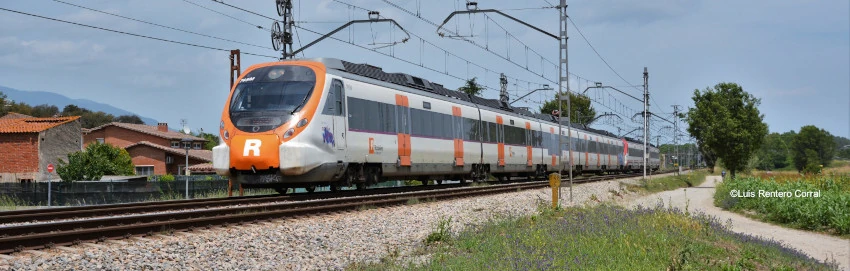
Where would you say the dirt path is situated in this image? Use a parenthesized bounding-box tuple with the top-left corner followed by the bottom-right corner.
(621, 175, 850, 270)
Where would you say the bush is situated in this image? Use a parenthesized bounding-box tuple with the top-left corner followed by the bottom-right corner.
(714, 175, 850, 234)
(424, 217, 452, 244)
(159, 174, 175, 182)
(56, 142, 134, 181)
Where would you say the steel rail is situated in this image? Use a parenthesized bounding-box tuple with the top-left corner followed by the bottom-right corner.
(0, 170, 677, 254)
(0, 181, 546, 254)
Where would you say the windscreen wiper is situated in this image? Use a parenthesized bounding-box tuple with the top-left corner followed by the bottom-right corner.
(290, 94, 310, 115)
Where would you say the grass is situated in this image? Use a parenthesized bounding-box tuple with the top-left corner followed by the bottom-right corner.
(350, 203, 838, 270)
(0, 194, 30, 211)
(625, 170, 711, 194)
(714, 173, 850, 236)
(424, 217, 453, 245)
(150, 188, 276, 202)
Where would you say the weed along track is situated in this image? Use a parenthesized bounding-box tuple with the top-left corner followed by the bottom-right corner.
(0, 171, 668, 254)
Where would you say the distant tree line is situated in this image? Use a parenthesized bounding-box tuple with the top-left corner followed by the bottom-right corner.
(0, 91, 144, 128)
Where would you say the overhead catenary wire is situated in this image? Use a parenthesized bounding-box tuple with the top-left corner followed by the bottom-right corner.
(51, 0, 272, 50)
(0, 7, 278, 59)
(379, 0, 591, 90)
(567, 16, 670, 115)
(208, 0, 553, 96)
(181, 0, 269, 32)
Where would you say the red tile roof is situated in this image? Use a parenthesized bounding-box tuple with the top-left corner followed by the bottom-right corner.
(0, 112, 33, 119)
(89, 122, 206, 141)
(187, 163, 215, 173)
(125, 141, 212, 162)
(0, 116, 80, 133)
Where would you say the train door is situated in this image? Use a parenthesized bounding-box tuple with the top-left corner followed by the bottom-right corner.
(451, 106, 464, 166)
(329, 80, 347, 154)
(496, 116, 505, 166)
(525, 122, 532, 166)
(395, 94, 411, 166)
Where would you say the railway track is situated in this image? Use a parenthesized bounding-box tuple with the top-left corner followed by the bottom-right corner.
(0, 171, 672, 254)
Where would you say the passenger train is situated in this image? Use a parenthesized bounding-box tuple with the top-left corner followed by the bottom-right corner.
(212, 58, 659, 193)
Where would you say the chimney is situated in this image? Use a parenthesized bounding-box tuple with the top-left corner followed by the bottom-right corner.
(157, 123, 168, 132)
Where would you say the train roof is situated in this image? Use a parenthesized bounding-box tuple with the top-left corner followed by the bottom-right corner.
(288, 58, 655, 148)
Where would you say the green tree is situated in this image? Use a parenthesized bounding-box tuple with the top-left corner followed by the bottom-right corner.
(698, 143, 718, 173)
(198, 132, 220, 150)
(57, 142, 135, 181)
(755, 133, 789, 170)
(115, 114, 145, 124)
(684, 82, 768, 178)
(791, 125, 836, 173)
(30, 104, 60, 117)
(457, 77, 483, 96)
(837, 147, 850, 160)
(539, 92, 596, 125)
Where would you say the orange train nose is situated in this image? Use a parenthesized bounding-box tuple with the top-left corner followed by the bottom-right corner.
(229, 134, 280, 170)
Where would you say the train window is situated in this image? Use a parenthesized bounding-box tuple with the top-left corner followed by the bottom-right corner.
(423, 101, 431, 109)
(465, 118, 477, 141)
(410, 108, 425, 137)
(347, 97, 365, 130)
(363, 100, 381, 132)
(428, 111, 438, 138)
(409, 108, 420, 135)
(443, 114, 452, 139)
(380, 103, 396, 133)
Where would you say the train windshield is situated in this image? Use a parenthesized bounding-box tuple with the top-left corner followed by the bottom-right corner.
(229, 65, 317, 132)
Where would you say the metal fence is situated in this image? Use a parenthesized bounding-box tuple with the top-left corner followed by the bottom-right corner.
(0, 176, 409, 207)
(0, 175, 231, 206)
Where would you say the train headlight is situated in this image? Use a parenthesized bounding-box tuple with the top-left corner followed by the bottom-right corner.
(296, 118, 308, 128)
(283, 128, 295, 139)
(223, 130, 230, 140)
(219, 120, 224, 130)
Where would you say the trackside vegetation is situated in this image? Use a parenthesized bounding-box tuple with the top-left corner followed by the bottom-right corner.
(626, 170, 710, 193)
(714, 173, 850, 236)
(351, 203, 837, 270)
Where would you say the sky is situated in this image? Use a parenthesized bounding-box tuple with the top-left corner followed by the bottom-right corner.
(0, 0, 847, 143)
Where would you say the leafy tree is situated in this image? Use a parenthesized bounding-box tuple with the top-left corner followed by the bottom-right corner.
(457, 77, 483, 96)
(61, 104, 89, 116)
(837, 147, 850, 160)
(115, 114, 145, 124)
(30, 104, 59, 117)
(57, 142, 135, 181)
(4, 101, 33, 116)
(834, 136, 850, 159)
(698, 143, 718, 173)
(755, 133, 789, 170)
(540, 92, 596, 125)
(684, 82, 768, 178)
(791, 125, 835, 173)
(198, 132, 220, 150)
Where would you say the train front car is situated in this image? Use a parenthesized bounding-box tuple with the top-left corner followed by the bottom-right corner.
(213, 61, 336, 192)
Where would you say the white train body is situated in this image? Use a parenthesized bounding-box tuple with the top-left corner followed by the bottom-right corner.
(213, 58, 659, 189)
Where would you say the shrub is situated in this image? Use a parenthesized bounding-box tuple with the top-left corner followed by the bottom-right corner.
(159, 174, 175, 182)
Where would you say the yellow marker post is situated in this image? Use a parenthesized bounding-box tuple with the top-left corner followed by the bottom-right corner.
(549, 173, 561, 208)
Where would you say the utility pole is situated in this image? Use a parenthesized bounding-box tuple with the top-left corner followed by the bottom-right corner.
(671, 105, 681, 175)
(643, 67, 648, 179)
(229, 49, 240, 88)
(274, 0, 294, 59)
(558, 0, 572, 202)
(499, 73, 509, 108)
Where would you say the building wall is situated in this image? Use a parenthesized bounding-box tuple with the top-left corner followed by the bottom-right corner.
(127, 146, 168, 175)
(38, 120, 83, 181)
(127, 146, 208, 175)
(84, 126, 171, 148)
(0, 133, 39, 182)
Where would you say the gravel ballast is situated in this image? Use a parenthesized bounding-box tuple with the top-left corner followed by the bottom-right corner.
(0, 175, 662, 271)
